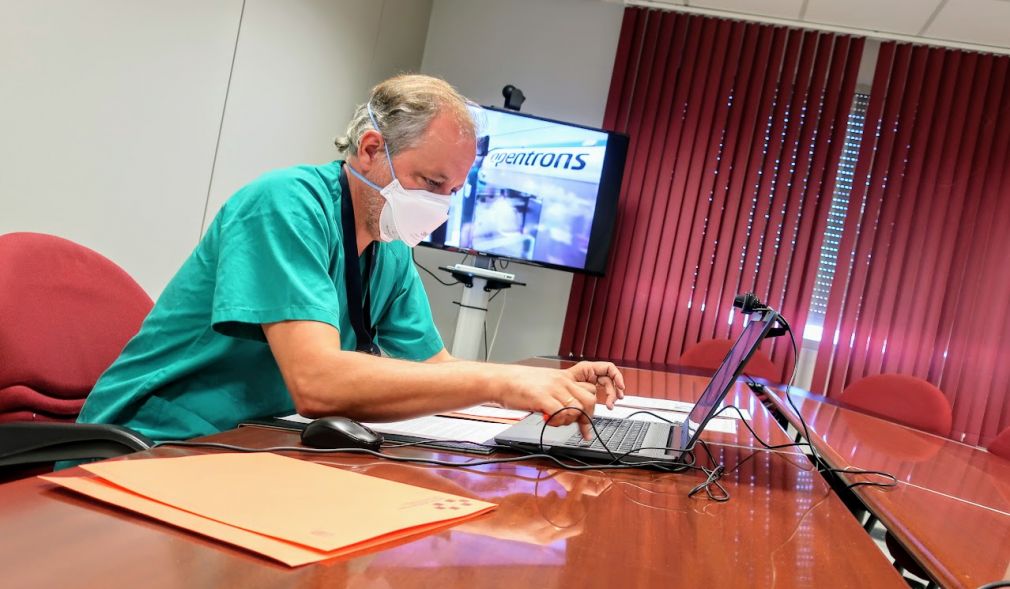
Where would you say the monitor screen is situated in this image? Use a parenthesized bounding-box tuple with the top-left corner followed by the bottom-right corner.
(421, 105, 628, 276)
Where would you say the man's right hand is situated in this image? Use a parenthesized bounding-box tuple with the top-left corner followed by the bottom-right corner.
(492, 363, 626, 439)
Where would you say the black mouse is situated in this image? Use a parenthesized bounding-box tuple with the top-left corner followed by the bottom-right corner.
(300, 416, 383, 450)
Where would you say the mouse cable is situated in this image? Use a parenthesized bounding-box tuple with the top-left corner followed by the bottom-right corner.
(154, 420, 728, 499)
(539, 407, 730, 501)
(153, 440, 692, 474)
(538, 406, 695, 467)
(155, 418, 728, 500)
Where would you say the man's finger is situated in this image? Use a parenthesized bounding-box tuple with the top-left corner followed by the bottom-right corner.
(568, 382, 596, 440)
(542, 396, 573, 425)
(542, 388, 587, 426)
(596, 375, 618, 409)
(597, 362, 626, 394)
(571, 361, 627, 396)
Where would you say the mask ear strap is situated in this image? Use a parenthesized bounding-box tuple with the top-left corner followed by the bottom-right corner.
(366, 102, 396, 177)
(344, 162, 384, 192)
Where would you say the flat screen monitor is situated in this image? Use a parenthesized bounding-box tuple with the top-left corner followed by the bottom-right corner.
(421, 105, 628, 276)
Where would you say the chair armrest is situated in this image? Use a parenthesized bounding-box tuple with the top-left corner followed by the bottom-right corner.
(0, 422, 153, 466)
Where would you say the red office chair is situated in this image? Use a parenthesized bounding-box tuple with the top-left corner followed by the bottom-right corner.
(678, 338, 780, 382)
(0, 232, 154, 477)
(840, 374, 951, 588)
(839, 373, 952, 437)
(988, 427, 1010, 460)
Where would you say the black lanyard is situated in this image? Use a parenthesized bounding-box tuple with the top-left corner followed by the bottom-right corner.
(338, 164, 380, 355)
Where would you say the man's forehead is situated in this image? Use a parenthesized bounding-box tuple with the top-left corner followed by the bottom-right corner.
(424, 114, 476, 149)
(412, 116, 476, 179)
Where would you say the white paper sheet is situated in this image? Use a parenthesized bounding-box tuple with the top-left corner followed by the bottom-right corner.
(278, 414, 509, 445)
(280, 414, 312, 424)
(365, 415, 510, 444)
(615, 395, 752, 421)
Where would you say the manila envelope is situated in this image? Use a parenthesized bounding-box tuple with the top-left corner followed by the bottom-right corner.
(43, 452, 495, 565)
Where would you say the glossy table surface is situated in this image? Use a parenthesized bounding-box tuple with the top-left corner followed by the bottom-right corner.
(0, 363, 905, 588)
(763, 387, 1010, 588)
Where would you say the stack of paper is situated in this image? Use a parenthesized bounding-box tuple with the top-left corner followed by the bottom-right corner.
(41, 453, 496, 566)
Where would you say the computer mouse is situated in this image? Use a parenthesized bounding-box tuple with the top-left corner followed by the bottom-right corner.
(300, 416, 383, 451)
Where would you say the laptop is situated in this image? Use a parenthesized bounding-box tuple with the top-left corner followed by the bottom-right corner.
(494, 308, 781, 465)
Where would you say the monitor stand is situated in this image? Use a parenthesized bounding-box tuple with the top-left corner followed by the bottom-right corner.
(439, 255, 526, 361)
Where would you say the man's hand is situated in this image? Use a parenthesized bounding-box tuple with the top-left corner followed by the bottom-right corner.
(493, 362, 627, 439)
(566, 361, 626, 409)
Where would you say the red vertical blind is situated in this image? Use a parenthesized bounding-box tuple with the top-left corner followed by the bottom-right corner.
(813, 43, 1010, 446)
(560, 8, 863, 381)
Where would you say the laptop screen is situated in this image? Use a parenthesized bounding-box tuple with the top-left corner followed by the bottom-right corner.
(683, 309, 779, 448)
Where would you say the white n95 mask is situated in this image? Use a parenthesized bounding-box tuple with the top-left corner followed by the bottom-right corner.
(344, 103, 450, 247)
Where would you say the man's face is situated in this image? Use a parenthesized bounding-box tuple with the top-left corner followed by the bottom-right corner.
(362, 112, 477, 237)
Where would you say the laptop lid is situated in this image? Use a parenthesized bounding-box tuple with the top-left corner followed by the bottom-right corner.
(681, 308, 780, 450)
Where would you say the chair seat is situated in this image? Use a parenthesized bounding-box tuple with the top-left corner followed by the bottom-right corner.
(0, 232, 154, 476)
(678, 338, 780, 382)
(840, 374, 952, 437)
(988, 426, 1010, 460)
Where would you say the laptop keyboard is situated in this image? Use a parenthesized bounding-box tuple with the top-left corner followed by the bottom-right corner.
(565, 417, 650, 453)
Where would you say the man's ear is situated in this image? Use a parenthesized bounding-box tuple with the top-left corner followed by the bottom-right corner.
(356, 130, 384, 172)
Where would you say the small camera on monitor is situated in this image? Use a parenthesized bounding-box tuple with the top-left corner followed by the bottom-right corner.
(502, 85, 526, 111)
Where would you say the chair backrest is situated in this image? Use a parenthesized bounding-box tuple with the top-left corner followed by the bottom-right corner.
(987, 427, 1010, 460)
(839, 373, 952, 437)
(0, 232, 153, 421)
(677, 338, 780, 382)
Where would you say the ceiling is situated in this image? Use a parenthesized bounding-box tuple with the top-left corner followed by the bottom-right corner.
(626, 0, 1010, 54)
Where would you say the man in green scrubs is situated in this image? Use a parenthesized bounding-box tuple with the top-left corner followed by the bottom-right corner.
(78, 74, 624, 443)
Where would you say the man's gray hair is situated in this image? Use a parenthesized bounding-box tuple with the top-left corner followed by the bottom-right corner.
(335, 74, 476, 156)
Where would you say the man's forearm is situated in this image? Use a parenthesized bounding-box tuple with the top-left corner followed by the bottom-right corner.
(263, 319, 614, 432)
(288, 350, 504, 421)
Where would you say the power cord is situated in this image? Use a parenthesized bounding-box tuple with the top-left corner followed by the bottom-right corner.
(477, 287, 506, 361)
(486, 290, 508, 360)
(539, 406, 730, 501)
(726, 319, 897, 492)
(153, 439, 680, 473)
(154, 435, 717, 499)
(411, 249, 460, 286)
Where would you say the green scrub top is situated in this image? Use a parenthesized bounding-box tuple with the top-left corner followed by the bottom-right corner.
(76, 161, 445, 442)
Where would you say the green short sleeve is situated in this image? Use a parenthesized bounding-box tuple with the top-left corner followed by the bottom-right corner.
(211, 174, 342, 341)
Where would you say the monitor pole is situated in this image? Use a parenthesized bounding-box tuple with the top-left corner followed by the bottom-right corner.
(443, 84, 529, 360)
(440, 255, 524, 361)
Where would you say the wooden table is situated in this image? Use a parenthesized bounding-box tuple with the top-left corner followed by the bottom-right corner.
(0, 364, 905, 588)
(762, 386, 1010, 588)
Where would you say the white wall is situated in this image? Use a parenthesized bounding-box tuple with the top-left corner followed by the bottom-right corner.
(417, 0, 625, 362)
(202, 0, 435, 228)
(1, 0, 434, 297)
(0, 0, 242, 296)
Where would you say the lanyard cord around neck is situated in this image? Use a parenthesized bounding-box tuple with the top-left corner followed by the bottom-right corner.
(338, 163, 380, 355)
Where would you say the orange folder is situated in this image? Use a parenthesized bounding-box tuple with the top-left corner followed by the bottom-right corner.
(42, 452, 496, 566)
